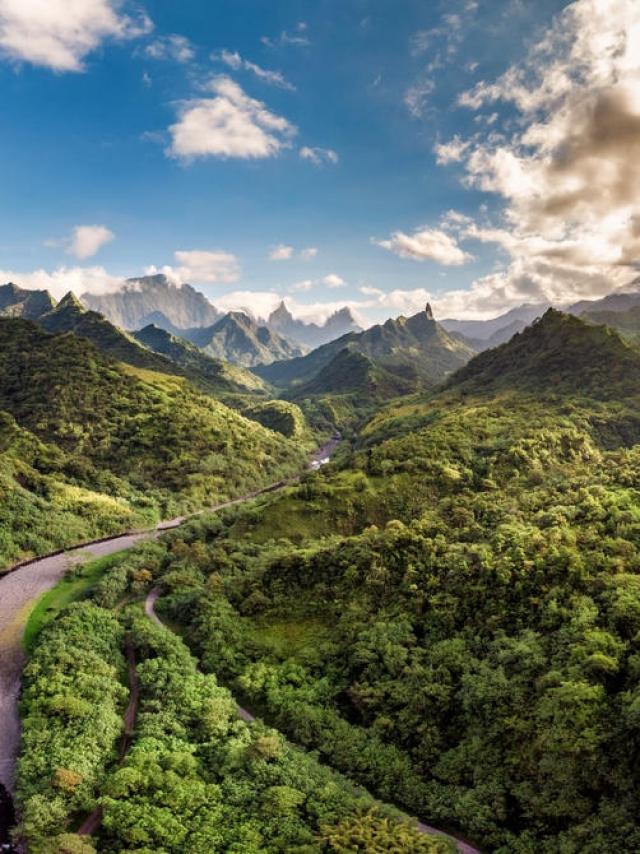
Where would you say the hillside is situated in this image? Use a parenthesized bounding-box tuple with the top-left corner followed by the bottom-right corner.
(0, 318, 304, 567)
(82, 274, 221, 330)
(133, 323, 269, 395)
(448, 308, 640, 399)
(580, 304, 640, 343)
(256, 304, 475, 389)
(38, 292, 180, 374)
(139, 307, 640, 853)
(184, 311, 305, 367)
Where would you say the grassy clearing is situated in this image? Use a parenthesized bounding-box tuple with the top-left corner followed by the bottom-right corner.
(251, 615, 334, 664)
(23, 551, 127, 654)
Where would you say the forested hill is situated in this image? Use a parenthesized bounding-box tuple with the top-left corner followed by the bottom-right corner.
(255, 304, 475, 390)
(0, 318, 304, 567)
(135, 308, 640, 852)
(448, 308, 640, 398)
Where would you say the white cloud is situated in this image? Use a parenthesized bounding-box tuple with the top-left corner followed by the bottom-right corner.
(0, 266, 122, 299)
(69, 224, 114, 259)
(215, 49, 295, 90)
(0, 0, 152, 72)
(47, 224, 115, 260)
(299, 146, 339, 166)
(269, 244, 294, 261)
(404, 78, 435, 117)
(269, 245, 319, 261)
(438, 0, 640, 315)
(144, 34, 194, 63)
(290, 279, 313, 292)
(167, 76, 296, 161)
(147, 249, 240, 284)
(261, 22, 310, 49)
(434, 135, 472, 165)
(322, 274, 346, 288)
(375, 226, 473, 266)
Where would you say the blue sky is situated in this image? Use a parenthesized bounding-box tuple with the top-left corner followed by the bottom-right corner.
(0, 0, 638, 323)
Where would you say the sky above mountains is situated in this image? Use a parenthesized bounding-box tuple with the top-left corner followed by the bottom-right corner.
(0, 0, 638, 323)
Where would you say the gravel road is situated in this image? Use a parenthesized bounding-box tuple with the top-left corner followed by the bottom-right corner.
(0, 532, 153, 794)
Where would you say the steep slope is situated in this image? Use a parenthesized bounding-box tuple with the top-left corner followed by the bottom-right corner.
(0, 282, 56, 320)
(38, 292, 178, 374)
(441, 302, 548, 345)
(184, 311, 305, 367)
(82, 274, 221, 330)
(448, 308, 640, 399)
(256, 304, 475, 389)
(268, 301, 362, 348)
(580, 303, 640, 343)
(0, 318, 304, 566)
(133, 323, 269, 394)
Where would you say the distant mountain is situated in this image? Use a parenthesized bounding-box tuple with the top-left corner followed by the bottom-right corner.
(182, 311, 305, 367)
(82, 274, 221, 330)
(441, 303, 549, 351)
(256, 304, 475, 390)
(268, 301, 362, 348)
(567, 288, 640, 318)
(579, 304, 640, 344)
(448, 308, 640, 399)
(38, 291, 181, 374)
(133, 324, 269, 394)
(0, 282, 56, 320)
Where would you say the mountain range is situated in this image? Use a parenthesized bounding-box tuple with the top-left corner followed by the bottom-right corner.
(268, 300, 362, 348)
(256, 303, 474, 391)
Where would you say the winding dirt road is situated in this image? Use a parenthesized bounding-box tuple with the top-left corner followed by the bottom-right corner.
(0, 438, 339, 796)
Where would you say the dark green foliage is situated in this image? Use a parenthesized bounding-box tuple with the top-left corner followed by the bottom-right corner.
(184, 311, 305, 367)
(255, 304, 474, 390)
(133, 323, 270, 394)
(147, 312, 640, 852)
(17, 603, 126, 849)
(0, 318, 303, 567)
(242, 399, 309, 438)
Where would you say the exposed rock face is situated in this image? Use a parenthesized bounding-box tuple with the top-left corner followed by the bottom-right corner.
(82, 274, 221, 330)
(267, 300, 362, 348)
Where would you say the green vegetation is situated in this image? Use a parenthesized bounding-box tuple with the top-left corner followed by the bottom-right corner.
(255, 304, 474, 392)
(0, 318, 304, 568)
(185, 311, 305, 367)
(242, 399, 309, 438)
(142, 312, 640, 852)
(17, 552, 454, 853)
(23, 552, 128, 653)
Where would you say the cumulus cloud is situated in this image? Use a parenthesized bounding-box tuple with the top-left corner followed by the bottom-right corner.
(0, 265, 122, 299)
(289, 279, 313, 292)
(440, 0, 640, 316)
(147, 249, 240, 284)
(144, 34, 194, 63)
(167, 76, 296, 161)
(0, 0, 152, 72)
(47, 224, 115, 260)
(404, 78, 436, 118)
(374, 226, 473, 266)
(214, 49, 295, 90)
(322, 274, 346, 288)
(299, 146, 339, 166)
(269, 244, 294, 261)
(269, 245, 318, 261)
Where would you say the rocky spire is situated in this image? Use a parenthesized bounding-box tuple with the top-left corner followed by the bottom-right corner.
(425, 303, 434, 321)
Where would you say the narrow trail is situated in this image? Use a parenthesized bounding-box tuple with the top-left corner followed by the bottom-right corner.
(145, 588, 480, 854)
(76, 641, 140, 838)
